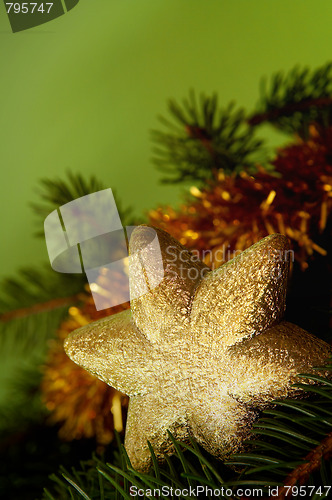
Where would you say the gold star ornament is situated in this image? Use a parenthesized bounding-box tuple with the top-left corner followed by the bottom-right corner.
(64, 226, 331, 472)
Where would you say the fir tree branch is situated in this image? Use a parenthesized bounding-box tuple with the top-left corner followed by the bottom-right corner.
(248, 97, 332, 126)
(1, 172, 136, 319)
(0, 308, 68, 435)
(248, 62, 332, 137)
(31, 171, 135, 237)
(42, 361, 332, 499)
(277, 431, 332, 499)
(31, 171, 106, 228)
(0, 293, 81, 322)
(0, 265, 86, 315)
(152, 90, 266, 183)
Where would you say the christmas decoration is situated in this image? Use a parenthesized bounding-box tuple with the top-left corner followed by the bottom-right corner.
(149, 126, 332, 272)
(64, 225, 331, 472)
(40, 125, 332, 452)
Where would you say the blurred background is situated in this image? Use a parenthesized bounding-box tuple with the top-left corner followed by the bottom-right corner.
(1, 0, 332, 279)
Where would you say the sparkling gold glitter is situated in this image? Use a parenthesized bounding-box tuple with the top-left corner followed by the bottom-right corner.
(64, 226, 331, 472)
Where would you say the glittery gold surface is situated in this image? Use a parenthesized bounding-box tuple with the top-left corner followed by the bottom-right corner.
(64, 226, 331, 472)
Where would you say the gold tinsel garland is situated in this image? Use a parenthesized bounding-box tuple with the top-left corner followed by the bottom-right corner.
(41, 126, 332, 446)
(41, 291, 129, 446)
(149, 128, 332, 271)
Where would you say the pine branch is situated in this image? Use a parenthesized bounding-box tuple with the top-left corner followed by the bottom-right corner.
(249, 97, 332, 126)
(0, 307, 67, 434)
(278, 431, 332, 499)
(152, 90, 266, 183)
(44, 433, 232, 500)
(248, 62, 332, 138)
(31, 171, 106, 230)
(0, 264, 86, 316)
(1, 171, 137, 319)
(43, 361, 332, 499)
(31, 171, 136, 237)
(227, 364, 332, 495)
(0, 293, 81, 322)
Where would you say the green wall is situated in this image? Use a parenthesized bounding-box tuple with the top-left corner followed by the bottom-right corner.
(1, 0, 332, 280)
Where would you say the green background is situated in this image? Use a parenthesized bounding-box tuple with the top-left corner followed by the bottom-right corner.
(1, 0, 332, 280)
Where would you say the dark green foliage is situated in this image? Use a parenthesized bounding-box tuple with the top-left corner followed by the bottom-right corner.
(152, 91, 265, 183)
(153, 62, 332, 184)
(31, 171, 135, 237)
(0, 264, 86, 315)
(0, 308, 73, 499)
(31, 171, 106, 229)
(43, 433, 232, 500)
(0, 307, 69, 436)
(0, 268, 85, 436)
(0, 426, 101, 500)
(44, 364, 332, 500)
(248, 61, 332, 137)
(227, 362, 332, 497)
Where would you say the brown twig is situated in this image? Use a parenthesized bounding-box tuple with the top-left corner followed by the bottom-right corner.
(248, 97, 332, 126)
(276, 431, 332, 499)
(0, 294, 81, 322)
